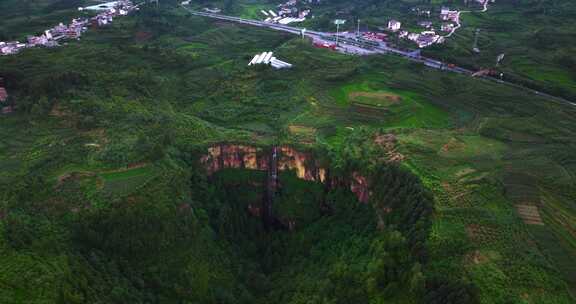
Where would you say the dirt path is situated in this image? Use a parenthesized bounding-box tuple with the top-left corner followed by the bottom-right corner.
(443, 0, 491, 38)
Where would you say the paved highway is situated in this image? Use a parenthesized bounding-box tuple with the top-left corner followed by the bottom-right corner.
(180, 6, 576, 106)
(180, 7, 471, 73)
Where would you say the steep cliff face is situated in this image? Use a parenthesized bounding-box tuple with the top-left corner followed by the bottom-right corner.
(200, 144, 371, 203)
(200, 144, 269, 174)
(351, 172, 370, 204)
(278, 146, 326, 183)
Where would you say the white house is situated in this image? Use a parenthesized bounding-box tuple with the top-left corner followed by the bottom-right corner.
(388, 20, 401, 32)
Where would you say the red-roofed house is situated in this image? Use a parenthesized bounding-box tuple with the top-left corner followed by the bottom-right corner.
(0, 87, 7, 103)
(0, 78, 12, 114)
(0, 77, 7, 103)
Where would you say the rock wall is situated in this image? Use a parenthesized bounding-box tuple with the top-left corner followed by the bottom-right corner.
(200, 144, 269, 174)
(279, 146, 326, 183)
(200, 144, 370, 203)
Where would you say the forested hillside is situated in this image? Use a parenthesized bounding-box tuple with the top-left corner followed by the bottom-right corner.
(1, 0, 575, 303)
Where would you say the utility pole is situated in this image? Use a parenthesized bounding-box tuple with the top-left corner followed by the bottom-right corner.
(472, 28, 480, 53)
(356, 18, 360, 37)
(336, 23, 340, 46)
(496, 53, 505, 67)
(334, 19, 346, 47)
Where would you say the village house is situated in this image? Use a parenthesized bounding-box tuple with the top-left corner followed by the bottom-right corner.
(441, 23, 455, 32)
(412, 7, 432, 17)
(362, 32, 387, 42)
(416, 32, 444, 48)
(279, 0, 297, 8)
(27, 34, 48, 46)
(418, 21, 433, 29)
(50, 23, 69, 38)
(0, 77, 12, 114)
(203, 7, 222, 13)
(440, 7, 460, 23)
(279, 8, 292, 16)
(416, 35, 437, 48)
(0, 42, 26, 55)
(1, 1, 136, 56)
(0, 79, 7, 103)
(388, 20, 402, 32)
(407, 33, 420, 41)
(265, 0, 310, 25)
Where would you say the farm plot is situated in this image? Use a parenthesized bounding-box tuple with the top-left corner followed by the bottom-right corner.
(329, 81, 449, 128)
(515, 204, 545, 226)
(348, 91, 402, 108)
(100, 165, 157, 197)
(288, 125, 317, 143)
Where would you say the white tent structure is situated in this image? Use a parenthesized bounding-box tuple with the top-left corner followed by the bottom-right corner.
(248, 51, 292, 69)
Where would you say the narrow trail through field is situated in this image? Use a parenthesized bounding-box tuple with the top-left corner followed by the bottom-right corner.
(443, 0, 490, 38)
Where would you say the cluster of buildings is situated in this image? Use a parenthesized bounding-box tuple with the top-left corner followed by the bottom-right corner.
(0, 1, 137, 56)
(361, 32, 387, 42)
(248, 51, 293, 69)
(386, 6, 461, 48)
(313, 41, 336, 50)
(400, 31, 445, 48)
(440, 7, 461, 23)
(262, 0, 311, 25)
(202, 7, 222, 14)
(385, 0, 492, 48)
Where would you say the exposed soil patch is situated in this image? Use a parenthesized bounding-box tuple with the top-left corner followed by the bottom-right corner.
(288, 125, 316, 135)
(374, 134, 405, 163)
(107, 163, 149, 173)
(466, 223, 499, 244)
(349, 104, 388, 119)
(50, 102, 68, 117)
(288, 125, 316, 144)
(348, 91, 402, 108)
(465, 250, 489, 265)
(515, 204, 544, 225)
(56, 171, 96, 189)
(441, 137, 466, 153)
(135, 31, 153, 42)
(455, 168, 476, 178)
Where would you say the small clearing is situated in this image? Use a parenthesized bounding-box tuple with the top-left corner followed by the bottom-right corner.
(466, 223, 500, 244)
(135, 31, 153, 42)
(515, 204, 545, 225)
(288, 125, 316, 136)
(348, 91, 402, 108)
(441, 137, 466, 153)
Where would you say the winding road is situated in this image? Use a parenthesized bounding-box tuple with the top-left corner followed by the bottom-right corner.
(444, 0, 491, 38)
(181, 7, 464, 71)
(180, 6, 576, 107)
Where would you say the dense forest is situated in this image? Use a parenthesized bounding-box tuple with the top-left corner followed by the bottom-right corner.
(1, 0, 575, 303)
(1, 141, 460, 303)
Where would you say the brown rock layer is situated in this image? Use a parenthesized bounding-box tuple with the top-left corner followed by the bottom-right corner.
(200, 144, 371, 203)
